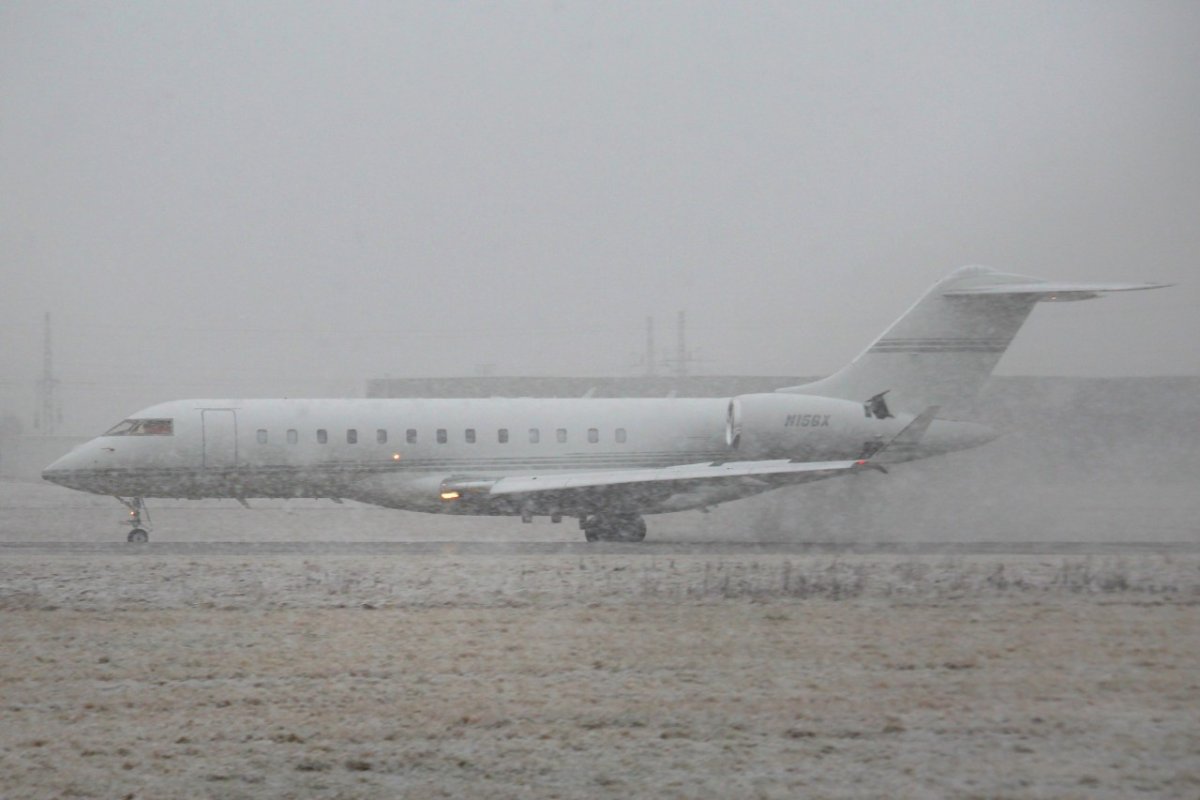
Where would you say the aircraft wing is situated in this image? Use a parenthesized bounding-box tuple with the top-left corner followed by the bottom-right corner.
(441, 406, 943, 503)
(433, 457, 872, 515)
(448, 458, 870, 498)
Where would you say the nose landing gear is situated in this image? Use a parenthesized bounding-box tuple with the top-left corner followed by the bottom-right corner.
(116, 497, 151, 543)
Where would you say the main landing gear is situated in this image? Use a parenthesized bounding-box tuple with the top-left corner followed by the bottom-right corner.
(580, 514, 647, 543)
(116, 497, 151, 543)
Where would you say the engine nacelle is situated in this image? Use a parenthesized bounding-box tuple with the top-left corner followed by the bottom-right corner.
(726, 393, 882, 460)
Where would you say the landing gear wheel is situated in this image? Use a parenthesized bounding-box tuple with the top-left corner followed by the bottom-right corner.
(581, 515, 603, 542)
(117, 497, 152, 543)
(623, 516, 647, 543)
(581, 514, 647, 543)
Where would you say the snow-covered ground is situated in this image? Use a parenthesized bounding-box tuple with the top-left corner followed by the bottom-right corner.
(1, 549, 1197, 799)
(3, 472, 1198, 798)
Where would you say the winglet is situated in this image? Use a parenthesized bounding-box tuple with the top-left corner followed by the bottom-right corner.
(892, 405, 940, 443)
(871, 405, 940, 465)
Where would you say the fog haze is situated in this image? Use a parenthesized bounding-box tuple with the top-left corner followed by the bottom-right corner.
(3, 1, 1197, 433)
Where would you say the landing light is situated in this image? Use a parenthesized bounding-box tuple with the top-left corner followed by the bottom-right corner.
(392, 453, 401, 461)
(440, 490, 460, 501)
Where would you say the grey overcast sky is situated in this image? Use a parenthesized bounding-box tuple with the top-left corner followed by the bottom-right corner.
(2, 1, 1197, 432)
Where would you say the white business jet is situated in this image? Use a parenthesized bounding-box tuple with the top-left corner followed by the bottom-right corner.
(43, 266, 1166, 542)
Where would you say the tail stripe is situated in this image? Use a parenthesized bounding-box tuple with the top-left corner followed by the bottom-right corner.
(871, 337, 1011, 353)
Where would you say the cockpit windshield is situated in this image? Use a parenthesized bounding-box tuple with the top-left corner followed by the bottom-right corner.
(103, 418, 174, 436)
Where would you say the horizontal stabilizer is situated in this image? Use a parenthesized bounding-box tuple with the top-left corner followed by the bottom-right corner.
(945, 280, 1170, 302)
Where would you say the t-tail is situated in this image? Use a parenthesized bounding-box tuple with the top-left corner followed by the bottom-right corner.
(777, 265, 1169, 417)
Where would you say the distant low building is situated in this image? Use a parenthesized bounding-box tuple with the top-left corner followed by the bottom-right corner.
(365, 376, 815, 399)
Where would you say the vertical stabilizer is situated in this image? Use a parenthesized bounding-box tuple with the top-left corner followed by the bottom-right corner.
(778, 266, 1168, 417)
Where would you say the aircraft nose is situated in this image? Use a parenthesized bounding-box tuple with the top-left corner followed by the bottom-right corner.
(41, 453, 74, 486)
(41, 447, 96, 489)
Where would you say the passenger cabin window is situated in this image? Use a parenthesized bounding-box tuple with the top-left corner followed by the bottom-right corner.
(498, 428, 509, 443)
(287, 429, 298, 445)
(556, 428, 567, 443)
(529, 428, 540, 444)
(103, 418, 174, 436)
(377, 429, 387, 444)
(588, 428, 599, 443)
(615, 428, 627, 443)
(406, 429, 417, 444)
(317, 429, 327, 444)
(465, 428, 476, 443)
(437, 429, 447, 444)
(347, 429, 358, 444)
(256, 429, 268, 444)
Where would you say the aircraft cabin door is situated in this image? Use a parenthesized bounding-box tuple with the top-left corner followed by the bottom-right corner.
(201, 409, 238, 468)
